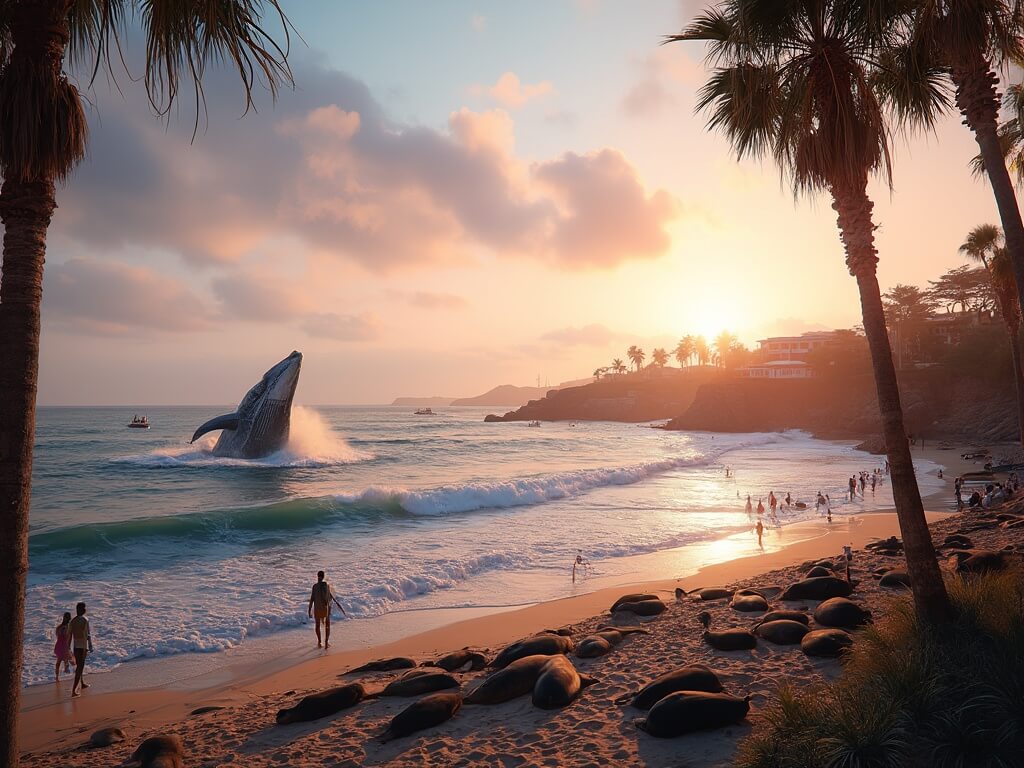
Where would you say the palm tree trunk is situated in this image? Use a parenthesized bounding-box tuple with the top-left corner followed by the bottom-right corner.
(0, 178, 56, 768)
(1008, 325, 1024, 450)
(953, 61, 1024, 316)
(831, 179, 952, 626)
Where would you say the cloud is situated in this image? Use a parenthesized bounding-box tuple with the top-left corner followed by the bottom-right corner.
(620, 48, 701, 118)
(301, 312, 379, 341)
(212, 272, 310, 322)
(43, 258, 214, 334)
(407, 291, 469, 310)
(470, 72, 555, 108)
(55, 53, 677, 273)
(540, 324, 618, 346)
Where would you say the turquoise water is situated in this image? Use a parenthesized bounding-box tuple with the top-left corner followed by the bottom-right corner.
(23, 406, 940, 685)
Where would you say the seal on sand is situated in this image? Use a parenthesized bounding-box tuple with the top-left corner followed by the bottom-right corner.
(753, 619, 809, 645)
(382, 670, 460, 697)
(878, 570, 911, 589)
(89, 727, 126, 748)
(276, 683, 369, 724)
(127, 735, 184, 768)
(813, 598, 871, 628)
(490, 634, 573, 669)
(800, 628, 853, 658)
(697, 587, 734, 601)
(465, 655, 552, 705)
(532, 655, 596, 709)
(616, 664, 723, 709)
(730, 593, 768, 612)
(613, 598, 666, 617)
(380, 692, 462, 743)
(780, 576, 852, 601)
(805, 565, 832, 578)
(698, 611, 756, 651)
(430, 649, 487, 672)
(610, 593, 659, 612)
(759, 610, 809, 625)
(347, 657, 417, 674)
(636, 691, 750, 737)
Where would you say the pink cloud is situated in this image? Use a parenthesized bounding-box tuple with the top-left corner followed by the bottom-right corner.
(471, 72, 554, 108)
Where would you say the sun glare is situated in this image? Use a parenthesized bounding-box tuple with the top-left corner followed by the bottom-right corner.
(683, 297, 748, 343)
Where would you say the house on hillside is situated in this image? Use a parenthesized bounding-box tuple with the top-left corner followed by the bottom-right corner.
(924, 310, 997, 347)
(738, 331, 837, 379)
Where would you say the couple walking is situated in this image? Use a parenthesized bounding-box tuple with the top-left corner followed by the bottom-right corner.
(53, 602, 92, 697)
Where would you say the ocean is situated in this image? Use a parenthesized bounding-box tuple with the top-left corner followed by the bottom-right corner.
(23, 405, 943, 685)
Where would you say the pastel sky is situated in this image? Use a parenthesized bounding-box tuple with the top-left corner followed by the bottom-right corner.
(37, 0, 1005, 405)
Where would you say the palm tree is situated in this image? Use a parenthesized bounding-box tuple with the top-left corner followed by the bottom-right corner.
(674, 335, 694, 367)
(0, 4, 292, 764)
(651, 347, 670, 367)
(714, 331, 737, 367)
(611, 357, 627, 375)
(961, 223, 1024, 447)
(907, 2, 1024, 318)
(693, 335, 709, 366)
(669, 0, 951, 623)
(627, 345, 646, 371)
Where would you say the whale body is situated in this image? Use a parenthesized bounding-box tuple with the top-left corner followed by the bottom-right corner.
(191, 351, 302, 458)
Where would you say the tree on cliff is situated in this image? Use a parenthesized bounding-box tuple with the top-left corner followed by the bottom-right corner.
(928, 265, 995, 316)
(627, 345, 646, 371)
(0, 3, 293, 764)
(669, 0, 951, 623)
(882, 284, 936, 369)
(674, 335, 694, 367)
(651, 347, 670, 367)
(611, 358, 627, 375)
(961, 223, 1024, 448)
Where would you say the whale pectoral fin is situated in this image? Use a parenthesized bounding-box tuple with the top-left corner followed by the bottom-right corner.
(191, 413, 240, 443)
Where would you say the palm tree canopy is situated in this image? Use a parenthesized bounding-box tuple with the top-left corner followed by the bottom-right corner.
(0, 0, 293, 181)
(960, 222, 1003, 261)
(910, 0, 1024, 71)
(667, 0, 947, 198)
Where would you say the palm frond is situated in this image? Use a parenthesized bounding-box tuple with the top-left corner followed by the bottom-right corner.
(873, 40, 952, 133)
(696, 63, 781, 162)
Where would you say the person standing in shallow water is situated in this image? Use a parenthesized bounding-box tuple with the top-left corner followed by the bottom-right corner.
(69, 602, 92, 697)
(755, 519, 764, 548)
(53, 612, 73, 681)
(308, 570, 347, 648)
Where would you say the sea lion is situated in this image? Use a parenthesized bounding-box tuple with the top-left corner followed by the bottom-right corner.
(617, 664, 723, 709)
(759, 610, 809, 625)
(636, 691, 750, 737)
(736, 586, 783, 600)
(867, 536, 901, 551)
(382, 670, 460, 697)
(127, 735, 184, 768)
(379, 692, 462, 743)
(730, 593, 768, 612)
(698, 611, 756, 651)
(595, 625, 649, 636)
(430, 649, 487, 672)
(490, 634, 574, 669)
(465, 654, 552, 704)
(780, 576, 853, 601)
(951, 549, 1007, 573)
(941, 534, 973, 549)
(753, 619, 809, 645)
(697, 587, 734, 601)
(813, 598, 871, 628)
(541, 627, 574, 637)
(610, 593, 659, 612)
(89, 727, 126, 748)
(347, 657, 417, 674)
(878, 570, 911, 589)
(276, 683, 369, 724)
(613, 598, 667, 617)
(575, 635, 615, 658)
(801, 628, 853, 658)
(532, 655, 596, 709)
(805, 566, 832, 578)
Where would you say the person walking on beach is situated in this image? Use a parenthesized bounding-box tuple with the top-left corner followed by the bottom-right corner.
(572, 551, 591, 583)
(756, 498, 765, 516)
(954, 477, 963, 510)
(745, 495, 753, 516)
(308, 570, 347, 649)
(848, 476, 857, 501)
(768, 492, 777, 516)
(755, 519, 764, 548)
(53, 611, 73, 682)
(871, 473, 877, 494)
(785, 492, 792, 508)
(69, 602, 92, 697)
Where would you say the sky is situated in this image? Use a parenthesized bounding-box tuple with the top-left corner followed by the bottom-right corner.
(34, 0, 1009, 405)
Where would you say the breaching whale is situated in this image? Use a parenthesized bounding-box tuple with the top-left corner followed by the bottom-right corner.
(191, 351, 302, 458)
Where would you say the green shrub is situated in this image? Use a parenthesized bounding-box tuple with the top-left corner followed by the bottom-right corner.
(736, 570, 1024, 768)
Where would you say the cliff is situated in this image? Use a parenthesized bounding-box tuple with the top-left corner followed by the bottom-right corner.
(484, 369, 724, 423)
(452, 384, 561, 407)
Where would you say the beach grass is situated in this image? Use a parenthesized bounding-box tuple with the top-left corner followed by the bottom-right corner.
(737, 568, 1024, 768)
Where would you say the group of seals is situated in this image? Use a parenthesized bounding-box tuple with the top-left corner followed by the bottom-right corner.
(276, 683, 370, 724)
(490, 633, 574, 669)
(610, 593, 667, 616)
(616, 664, 723, 709)
(466, 654, 596, 708)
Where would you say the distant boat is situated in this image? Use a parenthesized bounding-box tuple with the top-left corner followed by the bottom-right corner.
(127, 415, 150, 429)
(414, 408, 435, 415)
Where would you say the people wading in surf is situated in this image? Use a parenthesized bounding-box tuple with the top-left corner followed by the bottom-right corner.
(308, 571, 347, 648)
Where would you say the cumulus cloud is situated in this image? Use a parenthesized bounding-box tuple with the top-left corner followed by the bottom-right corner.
(470, 72, 555, 108)
(540, 324, 618, 346)
(43, 258, 214, 334)
(54, 53, 677, 273)
(301, 312, 379, 341)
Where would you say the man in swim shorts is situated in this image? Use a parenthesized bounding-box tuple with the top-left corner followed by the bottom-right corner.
(308, 570, 347, 648)
(69, 602, 92, 697)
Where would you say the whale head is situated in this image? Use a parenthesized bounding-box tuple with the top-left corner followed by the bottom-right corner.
(191, 351, 302, 459)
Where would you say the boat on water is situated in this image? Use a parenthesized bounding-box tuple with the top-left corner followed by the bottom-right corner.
(414, 408, 435, 415)
(127, 415, 150, 429)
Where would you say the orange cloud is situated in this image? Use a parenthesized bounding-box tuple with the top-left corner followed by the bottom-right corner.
(471, 72, 555, 108)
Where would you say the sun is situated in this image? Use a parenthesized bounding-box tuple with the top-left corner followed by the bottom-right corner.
(684, 296, 749, 343)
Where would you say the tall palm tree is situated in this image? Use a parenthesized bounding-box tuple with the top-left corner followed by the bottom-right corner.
(669, 0, 951, 623)
(714, 331, 737, 367)
(611, 357, 626, 375)
(651, 347, 670, 367)
(693, 335, 709, 366)
(961, 223, 1024, 447)
(908, 2, 1024, 316)
(0, 4, 292, 764)
(627, 345, 646, 371)
(674, 335, 694, 367)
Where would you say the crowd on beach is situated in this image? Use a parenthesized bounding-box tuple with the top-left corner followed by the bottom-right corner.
(954, 472, 1020, 510)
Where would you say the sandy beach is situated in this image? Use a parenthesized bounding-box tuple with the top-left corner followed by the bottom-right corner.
(17, 440, 1003, 767)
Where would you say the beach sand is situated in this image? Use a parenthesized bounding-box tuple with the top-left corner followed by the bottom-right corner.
(20, 442, 1015, 767)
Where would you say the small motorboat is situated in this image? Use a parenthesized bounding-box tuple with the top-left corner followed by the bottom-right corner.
(414, 408, 435, 415)
(128, 415, 150, 429)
